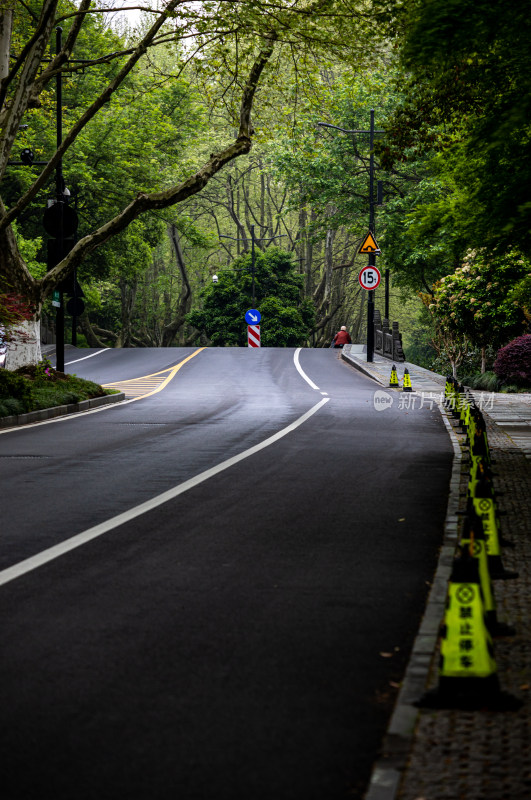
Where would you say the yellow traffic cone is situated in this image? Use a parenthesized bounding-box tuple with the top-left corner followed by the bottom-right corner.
(461, 512, 514, 637)
(389, 364, 399, 388)
(416, 547, 520, 709)
(471, 488, 518, 580)
(401, 368, 412, 392)
(470, 407, 491, 464)
(468, 461, 515, 551)
(467, 453, 492, 499)
(444, 375, 452, 396)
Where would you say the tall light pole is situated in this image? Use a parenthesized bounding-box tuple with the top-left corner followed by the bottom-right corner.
(367, 109, 376, 363)
(318, 111, 384, 362)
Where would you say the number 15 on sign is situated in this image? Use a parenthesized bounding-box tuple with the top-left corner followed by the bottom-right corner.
(358, 265, 381, 290)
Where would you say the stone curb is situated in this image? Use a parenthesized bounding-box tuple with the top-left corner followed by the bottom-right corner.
(0, 391, 126, 429)
(340, 352, 384, 383)
(363, 410, 465, 800)
(341, 350, 466, 800)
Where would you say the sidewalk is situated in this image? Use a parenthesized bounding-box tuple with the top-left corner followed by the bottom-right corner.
(342, 346, 531, 458)
(340, 347, 531, 800)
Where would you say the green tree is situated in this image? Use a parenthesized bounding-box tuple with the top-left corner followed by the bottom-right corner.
(187, 248, 314, 346)
(384, 0, 531, 256)
(425, 249, 529, 372)
(0, 0, 384, 365)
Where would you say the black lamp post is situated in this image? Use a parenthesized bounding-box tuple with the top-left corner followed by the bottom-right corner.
(318, 111, 384, 362)
(8, 26, 90, 370)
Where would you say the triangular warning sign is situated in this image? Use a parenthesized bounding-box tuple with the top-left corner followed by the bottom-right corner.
(359, 231, 380, 254)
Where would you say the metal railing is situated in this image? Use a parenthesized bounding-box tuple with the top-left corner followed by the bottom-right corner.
(373, 309, 405, 362)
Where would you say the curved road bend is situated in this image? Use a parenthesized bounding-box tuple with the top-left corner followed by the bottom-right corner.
(0, 347, 452, 799)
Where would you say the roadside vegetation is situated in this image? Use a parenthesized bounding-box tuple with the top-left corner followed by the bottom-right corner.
(0, 358, 114, 418)
(0, 0, 529, 386)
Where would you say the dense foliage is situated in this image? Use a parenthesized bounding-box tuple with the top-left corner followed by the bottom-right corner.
(1, 0, 530, 369)
(0, 367, 35, 413)
(424, 250, 529, 367)
(187, 249, 314, 346)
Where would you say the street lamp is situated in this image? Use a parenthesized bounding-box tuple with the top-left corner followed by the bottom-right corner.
(317, 111, 385, 362)
(7, 26, 84, 370)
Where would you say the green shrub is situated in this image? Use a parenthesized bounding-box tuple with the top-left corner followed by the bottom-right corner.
(460, 371, 501, 391)
(0, 398, 25, 416)
(1, 364, 107, 416)
(0, 369, 34, 412)
(32, 386, 83, 409)
(60, 391, 82, 405)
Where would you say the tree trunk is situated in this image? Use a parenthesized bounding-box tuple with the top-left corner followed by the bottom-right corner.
(0, 220, 39, 303)
(324, 226, 334, 306)
(5, 319, 41, 370)
(119, 278, 137, 347)
(481, 346, 486, 374)
(161, 224, 193, 347)
(0, 8, 13, 86)
(79, 312, 108, 348)
(226, 174, 248, 251)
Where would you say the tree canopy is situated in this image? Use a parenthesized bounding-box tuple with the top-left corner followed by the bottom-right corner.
(187, 248, 314, 346)
(0, 0, 389, 360)
(0, 0, 530, 371)
(382, 0, 531, 257)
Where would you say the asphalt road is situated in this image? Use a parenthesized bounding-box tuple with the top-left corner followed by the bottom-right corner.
(0, 347, 452, 799)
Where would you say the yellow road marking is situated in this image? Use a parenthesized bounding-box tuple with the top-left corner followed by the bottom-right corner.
(102, 348, 205, 400)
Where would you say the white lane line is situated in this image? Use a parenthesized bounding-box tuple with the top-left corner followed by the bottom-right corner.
(65, 349, 110, 365)
(294, 348, 320, 391)
(0, 397, 330, 588)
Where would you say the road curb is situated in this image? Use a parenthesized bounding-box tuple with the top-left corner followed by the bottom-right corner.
(348, 353, 467, 800)
(0, 392, 126, 429)
(340, 349, 386, 383)
(364, 409, 465, 800)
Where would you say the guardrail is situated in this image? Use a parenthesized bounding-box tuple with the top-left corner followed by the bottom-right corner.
(373, 309, 405, 362)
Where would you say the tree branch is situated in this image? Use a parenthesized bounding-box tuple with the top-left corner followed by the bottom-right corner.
(0, 0, 184, 225)
(39, 34, 278, 297)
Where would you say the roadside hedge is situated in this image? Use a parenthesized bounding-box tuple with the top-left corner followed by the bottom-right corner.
(0, 369, 34, 414)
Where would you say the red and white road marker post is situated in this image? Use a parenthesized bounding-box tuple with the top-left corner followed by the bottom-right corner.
(248, 325, 260, 348)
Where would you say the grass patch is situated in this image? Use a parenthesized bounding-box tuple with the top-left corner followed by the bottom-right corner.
(459, 370, 531, 393)
(0, 358, 113, 418)
(460, 371, 501, 391)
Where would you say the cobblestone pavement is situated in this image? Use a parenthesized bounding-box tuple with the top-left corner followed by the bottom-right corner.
(339, 349, 531, 800)
(395, 418, 531, 800)
(471, 392, 531, 460)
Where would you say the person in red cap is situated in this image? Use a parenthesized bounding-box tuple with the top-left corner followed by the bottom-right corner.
(332, 326, 352, 348)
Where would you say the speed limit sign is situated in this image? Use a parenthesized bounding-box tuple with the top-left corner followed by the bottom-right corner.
(358, 265, 381, 290)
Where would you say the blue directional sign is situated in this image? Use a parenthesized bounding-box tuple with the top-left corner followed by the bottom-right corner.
(245, 308, 261, 324)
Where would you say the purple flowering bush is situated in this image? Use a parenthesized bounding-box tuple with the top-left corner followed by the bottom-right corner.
(493, 334, 531, 388)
